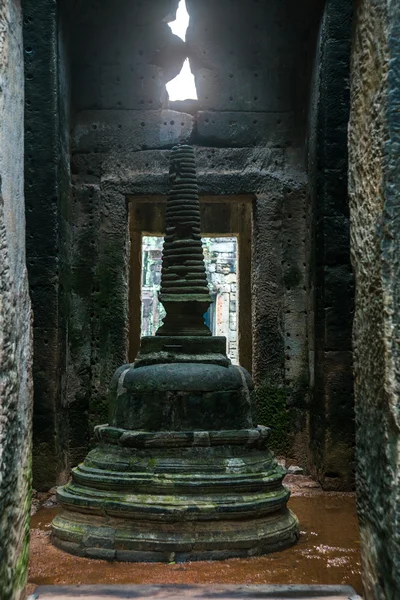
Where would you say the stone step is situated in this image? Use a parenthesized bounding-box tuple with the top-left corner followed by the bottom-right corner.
(29, 584, 362, 600)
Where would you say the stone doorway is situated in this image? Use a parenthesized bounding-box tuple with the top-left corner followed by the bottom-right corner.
(128, 195, 253, 372)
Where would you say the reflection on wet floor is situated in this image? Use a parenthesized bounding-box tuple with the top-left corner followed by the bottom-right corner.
(28, 494, 362, 595)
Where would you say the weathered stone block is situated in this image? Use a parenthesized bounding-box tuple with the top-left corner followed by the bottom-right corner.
(323, 0, 353, 37)
(30, 284, 59, 329)
(283, 288, 307, 315)
(319, 42, 351, 125)
(196, 111, 296, 147)
(319, 169, 349, 217)
(52, 538, 84, 558)
(26, 219, 58, 261)
(324, 308, 352, 351)
(72, 65, 102, 110)
(26, 256, 59, 287)
(83, 528, 116, 550)
(72, 110, 194, 153)
(321, 216, 350, 265)
(100, 64, 164, 109)
(323, 265, 354, 350)
(319, 125, 349, 171)
(194, 68, 295, 112)
(311, 349, 354, 490)
(32, 326, 64, 490)
(322, 351, 354, 465)
(24, 0, 72, 500)
(194, 147, 284, 177)
(101, 147, 285, 193)
(283, 315, 308, 383)
(71, 153, 103, 181)
(32, 328, 60, 408)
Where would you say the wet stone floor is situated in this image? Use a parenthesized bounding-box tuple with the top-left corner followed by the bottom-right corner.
(27, 480, 363, 596)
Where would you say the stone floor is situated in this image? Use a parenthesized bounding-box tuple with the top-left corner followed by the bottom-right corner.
(27, 474, 362, 598)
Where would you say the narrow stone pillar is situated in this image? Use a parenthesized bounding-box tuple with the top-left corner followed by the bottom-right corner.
(52, 145, 298, 562)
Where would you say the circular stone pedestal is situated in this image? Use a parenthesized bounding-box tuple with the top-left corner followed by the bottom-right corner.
(52, 426, 299, 561)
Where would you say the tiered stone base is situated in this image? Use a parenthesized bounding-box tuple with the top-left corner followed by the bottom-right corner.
(52, 509, 298, 562)
(52, 426, 299, 561)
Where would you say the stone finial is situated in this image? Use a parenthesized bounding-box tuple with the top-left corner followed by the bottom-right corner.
(157, 145, 212, 336)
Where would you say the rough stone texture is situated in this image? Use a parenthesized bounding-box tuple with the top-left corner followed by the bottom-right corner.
(196, 112, 296, 148)
(24, 0, 72, 489)
(349, 0, 400, 597)
(307, 0, 355, 491)
(0, 0, 33, 598)
(72, 110, 194, 154)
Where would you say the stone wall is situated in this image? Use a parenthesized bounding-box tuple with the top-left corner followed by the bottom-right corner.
(307, 0, 355, 490)
(25, 0, 358, 488)
(24, 0, 72, 489)
(0, 0, 32, 598)
(349, 0, 400, 597)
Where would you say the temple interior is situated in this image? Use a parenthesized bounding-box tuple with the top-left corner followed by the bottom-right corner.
(28, 0, 352, 492)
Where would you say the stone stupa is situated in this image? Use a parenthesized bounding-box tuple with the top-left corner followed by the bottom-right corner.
(52, 145, 299, 562)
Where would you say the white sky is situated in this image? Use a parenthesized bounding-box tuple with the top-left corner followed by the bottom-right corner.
(167, 0, 198, 101)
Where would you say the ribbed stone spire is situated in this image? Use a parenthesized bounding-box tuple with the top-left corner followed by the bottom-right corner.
(157, 145, 212, 336)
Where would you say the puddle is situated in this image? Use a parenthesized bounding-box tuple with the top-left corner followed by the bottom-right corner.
(28, 494, 362, 594)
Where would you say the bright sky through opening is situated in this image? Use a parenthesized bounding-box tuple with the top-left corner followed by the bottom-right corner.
(166, 0, 198, 101)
